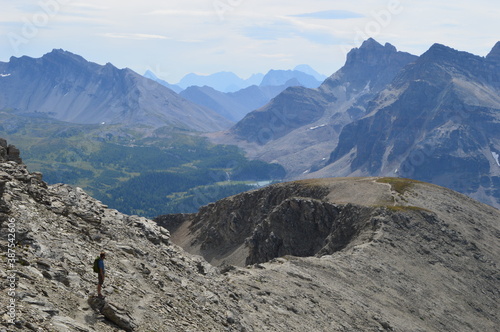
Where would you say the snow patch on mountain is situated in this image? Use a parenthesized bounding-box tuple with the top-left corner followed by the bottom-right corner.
(492, 151, 500, 166)
(309, 124, 327, 130)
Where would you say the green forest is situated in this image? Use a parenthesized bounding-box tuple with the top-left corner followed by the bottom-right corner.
(0, 112, 285, 217)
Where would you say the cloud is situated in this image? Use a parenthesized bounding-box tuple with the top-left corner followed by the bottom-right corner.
(300, 31, 345, 45)
(145, 9, 211, 17)
(258, 53, 292, 58)
(241, 17, 345, 46)
(242, 22, 295, 40)
(102, 33, 170, 40)
(291, 10, 364, 20)
(70, 3, 110, 11)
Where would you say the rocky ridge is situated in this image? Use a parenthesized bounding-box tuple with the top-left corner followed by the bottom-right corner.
(1, 140, 499, 331)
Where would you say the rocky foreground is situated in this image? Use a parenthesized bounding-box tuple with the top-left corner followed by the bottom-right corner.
(1, 139, 499, 331)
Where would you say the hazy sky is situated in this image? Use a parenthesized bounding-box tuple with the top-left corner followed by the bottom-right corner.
(1, 0, 499, 83)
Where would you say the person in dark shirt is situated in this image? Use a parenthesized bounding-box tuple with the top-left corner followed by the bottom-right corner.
(97, 252, 106, 298)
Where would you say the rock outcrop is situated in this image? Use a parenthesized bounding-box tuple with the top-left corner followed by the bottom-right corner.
(88, 297, 137, 332)
(160, 181, 384, 266)
(1, 140, 499, 331)
(0, 138, 22, 164)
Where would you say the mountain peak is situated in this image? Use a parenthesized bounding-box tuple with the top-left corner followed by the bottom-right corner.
(360, 37, 383, 49)
(45, 48, 81, 59)
(345, 39, 404, 68)
(39, 48, 91, 67)
(425, 43, 455, 55)
(419, 43, 483, 67)
(49, 48, 67, 54)
(144, 69, 157, 78)
(486, 41, 500, 63)
(357, 38, 397, 52)
(294, 64, 327, 81)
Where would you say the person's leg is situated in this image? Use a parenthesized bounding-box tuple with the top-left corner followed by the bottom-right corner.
(98, 274, 103, 296)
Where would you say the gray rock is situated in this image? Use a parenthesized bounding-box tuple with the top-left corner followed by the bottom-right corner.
(102, 303, 137, 331)
(52, 316, 92, 332)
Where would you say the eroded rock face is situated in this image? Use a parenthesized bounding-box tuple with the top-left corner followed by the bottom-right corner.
(165, 182, 331, 266)
(246, 201, 381, 265)
(246, 198, 342, 264)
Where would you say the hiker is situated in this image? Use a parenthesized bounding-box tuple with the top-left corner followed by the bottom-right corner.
(96, 252, 106, 298)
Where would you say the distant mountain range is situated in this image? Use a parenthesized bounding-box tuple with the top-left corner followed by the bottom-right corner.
(145, 65, 326, 122)
(143, 70, 183, 93)
(0, 50, 231, 132)
(213, 38, 500, 209)
(179, 80, 312, 122)
(0, 49, 290, 217)
(160, 64, 326, 92)
(260, 69, 323, 88)
(176, 71, 261, 93)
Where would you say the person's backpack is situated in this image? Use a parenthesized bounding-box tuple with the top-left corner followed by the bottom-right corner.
(93, 257, 100, 273)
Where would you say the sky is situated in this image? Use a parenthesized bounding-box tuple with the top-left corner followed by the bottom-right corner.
(0, 0, 499, 83)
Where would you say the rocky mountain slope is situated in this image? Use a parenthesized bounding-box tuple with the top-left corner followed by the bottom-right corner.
(159, 176, 500, 331)
(211, 39, 417, 178)
(0, 50, 231, 132)
(313, 42, 500, 209)
(1, 139, 499, 331)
